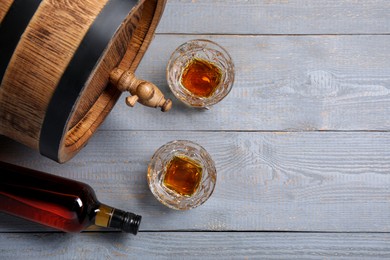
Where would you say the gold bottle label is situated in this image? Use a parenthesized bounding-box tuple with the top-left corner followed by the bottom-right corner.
(95, 204, 114, 228)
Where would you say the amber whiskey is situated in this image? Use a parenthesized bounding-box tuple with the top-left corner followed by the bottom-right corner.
(181, 59, 222, 98)
(163, 155, 203, 197)
(0, 161, 141, 234)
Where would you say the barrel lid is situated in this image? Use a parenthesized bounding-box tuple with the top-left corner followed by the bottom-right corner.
(38, 0, 167, 162)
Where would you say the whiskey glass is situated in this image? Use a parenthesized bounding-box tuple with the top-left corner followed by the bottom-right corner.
(147, 140, 217, 210)
(166, 39, 234, 109)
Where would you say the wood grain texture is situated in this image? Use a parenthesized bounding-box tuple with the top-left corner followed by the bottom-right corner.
(0, 0, 168, 162)
(0, 0, 13, 23)
(158, 0, 390, 34)
(1, 1, 389, 257)
(0, 232, 389, 259)
(0, 0, 108, 149)
(0, 131, 389, 232)
(102, 34, 390, 131)
(66, 1, 144, 129)
(62, 0, 167, 162)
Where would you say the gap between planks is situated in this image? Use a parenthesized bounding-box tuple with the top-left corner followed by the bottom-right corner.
(95, 129, 390, 133)
(156, 33, 390, 36)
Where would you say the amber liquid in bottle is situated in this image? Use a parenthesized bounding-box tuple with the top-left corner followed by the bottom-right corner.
(163, 155, 203, 197)
(0, 161, 141, 234)
(181, 59, 222, 97)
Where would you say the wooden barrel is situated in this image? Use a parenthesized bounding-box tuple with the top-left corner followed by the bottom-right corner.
(0, 0, 167, 163)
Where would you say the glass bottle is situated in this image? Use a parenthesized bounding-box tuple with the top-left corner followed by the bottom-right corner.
(0, 161, 141, 234)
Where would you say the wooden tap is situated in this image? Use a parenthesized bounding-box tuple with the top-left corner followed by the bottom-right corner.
(110, 68, 172, 112)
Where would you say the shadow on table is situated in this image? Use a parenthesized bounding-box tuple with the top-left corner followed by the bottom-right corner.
(0, 212, 140, 245)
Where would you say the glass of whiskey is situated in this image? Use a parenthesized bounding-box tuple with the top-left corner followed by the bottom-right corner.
(147, 140, 217, 210)
(167, 39, 234, 109)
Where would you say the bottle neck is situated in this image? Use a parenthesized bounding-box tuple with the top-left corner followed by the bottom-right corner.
(94, 204, 142, 235)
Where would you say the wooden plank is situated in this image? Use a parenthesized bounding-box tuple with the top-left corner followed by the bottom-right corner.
(158, 0, 390, 34)
(0, 131, 389, 232)
(0, 232, 389, 259)
(0, 0, 109, 149)
(0, 0, 13, 24)
(103, 34, 390, 131)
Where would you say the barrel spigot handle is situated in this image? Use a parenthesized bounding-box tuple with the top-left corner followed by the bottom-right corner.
(110, 68, 172, 112)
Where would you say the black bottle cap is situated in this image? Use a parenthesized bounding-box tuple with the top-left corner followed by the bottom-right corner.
(110, 209, 142, 235)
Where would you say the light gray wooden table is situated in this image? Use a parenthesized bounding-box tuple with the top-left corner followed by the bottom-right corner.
(1, 1, 390, 258)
